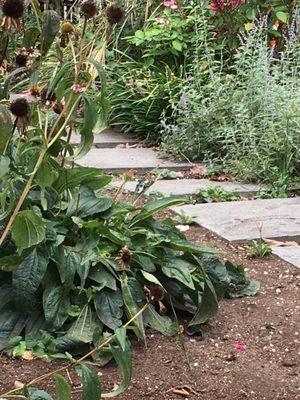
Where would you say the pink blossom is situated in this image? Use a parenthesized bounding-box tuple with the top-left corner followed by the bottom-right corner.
(155, 16, 167, 25)
(229, 0, 245, 8)
(235, 343, 247, 350)
(71, 84, 86, 93)
(210, 1, 225, 11)
(163, 0, 178, 9)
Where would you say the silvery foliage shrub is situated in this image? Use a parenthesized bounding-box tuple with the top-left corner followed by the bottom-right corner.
(161, 14, 300, 185)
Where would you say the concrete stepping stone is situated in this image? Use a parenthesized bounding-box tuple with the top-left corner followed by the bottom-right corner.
(71, 129, 138, 148)
(272, 247, 300, 269)
(172, 198, 300, 242)
(76, 148, 191, 172)
(111, 179, 260, 196)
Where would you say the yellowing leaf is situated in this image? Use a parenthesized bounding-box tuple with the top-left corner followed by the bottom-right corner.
(245, 22, 253, 31)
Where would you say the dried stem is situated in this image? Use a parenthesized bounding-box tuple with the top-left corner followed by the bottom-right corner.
(0, 302, 150, 398)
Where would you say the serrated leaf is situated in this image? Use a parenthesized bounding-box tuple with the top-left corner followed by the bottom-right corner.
(11, 210, 46, 253)
(81, 364, 102, 400)
(43, 285, 70, 329)
(12, 248, 49, 311)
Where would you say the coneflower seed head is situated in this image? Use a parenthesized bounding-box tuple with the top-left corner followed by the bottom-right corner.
(80, 1, 98, 19)
(10, 98, 30, 118)
(2, 0, 25, 19)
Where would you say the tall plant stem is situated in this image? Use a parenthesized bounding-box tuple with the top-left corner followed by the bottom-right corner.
(0, 94, 81, 247)
(0, 302, 150, 398)
(0, 148, 46, 247)
(79, 18, 88, 74)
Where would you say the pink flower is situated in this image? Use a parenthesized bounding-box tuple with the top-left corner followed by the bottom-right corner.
(235, 343, 247, 350)
(163, 0, 178, 9)
(229, 0, 245, 8)
(155, 16, 167, 25)
(210, 1, 225, 11)
(71, 83, 86, 93)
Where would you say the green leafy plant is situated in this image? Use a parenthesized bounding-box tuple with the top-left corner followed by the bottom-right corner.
(162, 18, 300, 188)
(247, 240, 272, 258)
(195, 186, 241, 203)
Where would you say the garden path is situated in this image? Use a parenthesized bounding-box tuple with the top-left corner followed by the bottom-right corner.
(74, 129, 300, 270)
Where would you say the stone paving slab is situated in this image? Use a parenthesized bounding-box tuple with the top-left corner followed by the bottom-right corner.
(172, 198, 300, 242)
(272, 247, 300, 269)
(111, 179, 260, 195)
(71, 129, 138, 148)
(76, 148, 192, 172)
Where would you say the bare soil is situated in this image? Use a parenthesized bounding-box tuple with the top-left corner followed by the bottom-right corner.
(0, 224, 299, 400)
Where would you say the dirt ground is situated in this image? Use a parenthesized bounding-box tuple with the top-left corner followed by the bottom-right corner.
(0, 223, 299, 400)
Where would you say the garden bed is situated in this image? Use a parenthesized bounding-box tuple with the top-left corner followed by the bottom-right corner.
(1, 222, 299, 400)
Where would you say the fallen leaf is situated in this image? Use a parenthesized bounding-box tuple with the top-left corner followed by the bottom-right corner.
(14, 381, 24, 389)
(21, 351, 35, 361)
(262, 238, 299, 247)
(166, 387, 190, 397)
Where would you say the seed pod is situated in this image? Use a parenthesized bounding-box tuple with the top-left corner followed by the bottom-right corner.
(80, 0, 98, 19)
(2, 0, 25, 19)
(106, 4, 124, 25)
(61, 21, 75, 34)
(9, 98, 29, 118)
(15, 53, 28, 67)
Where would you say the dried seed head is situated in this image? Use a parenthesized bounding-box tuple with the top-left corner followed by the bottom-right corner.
(144, 285, 165, 302)
(80, 0, 98, 19)
(29, 86, 42, 97)
(2, 0, 25, 19)
(119, 246, 132, 267)
(15, 53, 28, 67)
(9, 98, 29, 118)
(41, 89, 56, 105)
(106, 4, 124, 25)
(61, 21, 75, 34)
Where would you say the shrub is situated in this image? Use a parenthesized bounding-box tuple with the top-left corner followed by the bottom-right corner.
(162, 18, 300, 187)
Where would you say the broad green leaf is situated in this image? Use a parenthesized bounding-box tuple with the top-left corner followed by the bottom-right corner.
(68, 305, 101, 343)
(162, 259, 195, 290)
(12, 248, 49, 311)
(56, 251, 78, 288)
(11, 210, 46, 253)
(88, 267, 117, 290)
(188, 276, 218, 329)
(144, 305, 177, 337)
(67, 193, 113, 218)
(41, 10, 60, 55)
(81, 364, 102, 400)
(102, 341, 132, 398)
(53, 167, 105, 193)
(94, 289, 123, 330)
(172, 40, 182, 51)
(55, 374, 72, 400)
(0, 156, 10, 180)
(140, 270, 163, 288)
(276, 11, 288, 23)
(120, 274, 145, 340)
(36, 157, 59, 189)
(28, 388, 53, 400)
(115, 326, 126, 351)
(131, 197, 189, 225)
(170, 240, 216, 254)
(0, 306, 27, 350)
(0, 252, 31, 272)
(43, 285, 70, 328)
(74, 94, 98, 160)
(0, 105, 13, 153)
